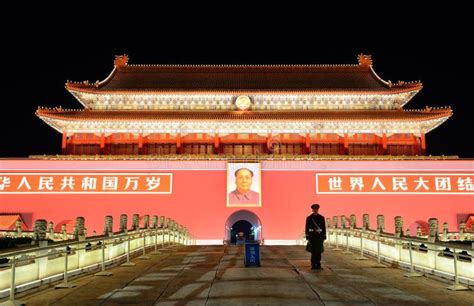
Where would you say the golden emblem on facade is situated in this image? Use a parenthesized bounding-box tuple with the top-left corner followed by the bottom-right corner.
(235, 95, 252, 110)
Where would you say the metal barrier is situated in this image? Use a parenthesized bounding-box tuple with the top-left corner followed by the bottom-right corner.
(0, 217, 194, 304)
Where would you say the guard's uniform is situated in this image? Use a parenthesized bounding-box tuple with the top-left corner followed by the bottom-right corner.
(305, 213, 326, 269)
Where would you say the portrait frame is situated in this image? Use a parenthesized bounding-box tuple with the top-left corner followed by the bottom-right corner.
(226, 162, 262, 207)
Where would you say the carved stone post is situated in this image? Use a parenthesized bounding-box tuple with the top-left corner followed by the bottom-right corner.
(74, 217, 85, 241)
(152, 215, 158, 229)
(394, 216, 403, 238)
(416, 225, 422, 237)
(61, 224, 67, 240)
(459, 222, 466, 240)
(350, 214, 356, 230)
(143, 214, 150, 229)
(159, 216, 165, 228)
(428, 218, 439, 243)
(48, 221, 54, 238)
(376, 215, 384, 234)
(362, 214, 370, 231)
(341, 215, 347, 229)
(132, 214, 139, 231)
(15, 220, 22, 236)
(104, 215, 113, 237)
(442, 222, 449, 241)
(326, 218, 331, 229)
(332, 216, 339, 229)
(33, 219, 48, 244)
(120, 214, 128, 233)
(405, 228, 411, 237)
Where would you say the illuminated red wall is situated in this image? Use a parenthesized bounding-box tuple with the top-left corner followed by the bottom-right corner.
(1, 159, 472, 243)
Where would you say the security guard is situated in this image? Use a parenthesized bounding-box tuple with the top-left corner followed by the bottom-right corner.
(305, 203, 326, 269)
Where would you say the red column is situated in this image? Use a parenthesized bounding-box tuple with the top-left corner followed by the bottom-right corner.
(305, 133, 311, 154)
(70, 133, 76, 155)
(343, 133, 349, 155)
(382, 133, 387, 155)
(412, 134, 419, 155)
(316, 133, 321, 154)
(138, 133, 143, 155)
(100, 133, 105, 154)
(266, 133, 272, 154)
(61, 132, 67, 154)
(176, 133, 182, 154)
(214, 133, 219, 154)
(420, 133, 426, 155)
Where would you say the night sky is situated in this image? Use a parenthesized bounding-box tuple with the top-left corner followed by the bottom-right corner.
(1, 22, 473, 158)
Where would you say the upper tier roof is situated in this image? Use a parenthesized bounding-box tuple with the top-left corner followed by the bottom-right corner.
(65, 54, 422, 94)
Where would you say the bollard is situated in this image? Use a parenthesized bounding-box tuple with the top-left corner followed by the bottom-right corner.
(138, 231, 151, 260)
(372, 234, 386, 268)
(121, 235, 136, 267)
(95, 240, 113, 276)
(446, 248, 469, 290)
(355, 231, 367, 260)
(56, 245, 77, 288)
(404, 241, 422, 277)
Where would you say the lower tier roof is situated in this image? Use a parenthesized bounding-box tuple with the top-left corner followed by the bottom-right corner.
(36, 107, 452, 135)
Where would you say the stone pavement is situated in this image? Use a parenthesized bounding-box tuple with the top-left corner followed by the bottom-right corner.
(9, 245, 474, 305)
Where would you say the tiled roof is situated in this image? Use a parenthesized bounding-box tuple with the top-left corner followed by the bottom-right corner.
(65, 54, 422, 93)
(0, 214, 25, 231)
(36, 107, 452, 122)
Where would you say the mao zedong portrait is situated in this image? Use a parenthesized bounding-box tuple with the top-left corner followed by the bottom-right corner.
(228, 168, 260, 205)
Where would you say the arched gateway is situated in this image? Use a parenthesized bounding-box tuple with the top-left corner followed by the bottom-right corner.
(224, 210, 262, 244)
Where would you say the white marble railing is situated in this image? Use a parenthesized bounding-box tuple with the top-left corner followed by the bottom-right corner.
(0, 226, 195, 303)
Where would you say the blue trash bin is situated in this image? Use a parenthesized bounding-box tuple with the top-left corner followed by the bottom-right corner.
(244, 242, 261, 267)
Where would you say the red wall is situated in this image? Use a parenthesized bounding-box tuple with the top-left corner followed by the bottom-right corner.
(1, 159, 473, 242)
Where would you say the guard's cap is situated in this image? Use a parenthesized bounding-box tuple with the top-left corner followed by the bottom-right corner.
(311, 204, 320, 209)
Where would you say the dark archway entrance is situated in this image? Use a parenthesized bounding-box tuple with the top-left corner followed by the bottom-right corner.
(224, 210, 262, 244)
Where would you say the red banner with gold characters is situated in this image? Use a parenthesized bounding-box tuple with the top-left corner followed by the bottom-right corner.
(316, 173, 474, 194)
(0, 173, 172, 194)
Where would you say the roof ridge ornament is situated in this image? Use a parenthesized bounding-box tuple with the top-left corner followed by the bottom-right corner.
(357, 54, 373, 67)
(114, 54, 129, 67)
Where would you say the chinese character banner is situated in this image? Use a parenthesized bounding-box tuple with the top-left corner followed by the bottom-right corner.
(316, 173, 474, 194)
(0, 173, 172, 194)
